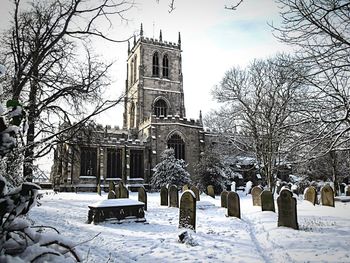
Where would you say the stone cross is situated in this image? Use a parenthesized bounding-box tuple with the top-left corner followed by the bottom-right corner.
(179, 190, 196, 230)
(320, 184, 335, 207)
(251, 186, 263, 206)
(160, 186, 168, 206)
(190, 185, 200, 201)
(138, 186, 147, 211)
(221, 190, 229, 208)
(207, 185, 215, 198)
(261, 190, 275, 212)
(304, 186, 317, 205)
(227, 191, 240, 218)
(107, 190, 116, 199)
(277, 189, 298, 230)
(169, 185, 179, 208)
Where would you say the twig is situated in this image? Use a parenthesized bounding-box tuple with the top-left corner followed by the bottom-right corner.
(225, 0, 243, 10)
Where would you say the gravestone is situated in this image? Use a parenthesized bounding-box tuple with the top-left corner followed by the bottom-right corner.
(251, 186, 263, 206)
(109, 181, 115, 192)
(321, 184, 335, 207)
(138, 186, 147, 211)
(231, 181, 236, 192)
(107, 190, 116, 199)
(169, 185, 179, 208)
(97, 184, 101, 196)
(160, 186, 168, 206)
(221, 190, 229, 208)
(339, 183, 346, 195)
(182, 184, 189, 192)
(115, 185, 121, 198)
(119, 182, 129, 198)
(304, 186, 317, 205)
(190, 185, 200, 201)
(277, 189, 298, 230)
(227, 191, 240, 218)
(346, 186, 350, 196)
(207, 185, 215, 198)
(179, 190, 196, 230)
(261, 190, 275, 212)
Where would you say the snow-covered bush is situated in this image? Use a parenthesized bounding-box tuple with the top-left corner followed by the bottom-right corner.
(151, 148, 191, 189)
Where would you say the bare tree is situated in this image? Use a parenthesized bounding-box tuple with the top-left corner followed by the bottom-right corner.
(212, 54, 308, 192)
(0, 0, 134, 182)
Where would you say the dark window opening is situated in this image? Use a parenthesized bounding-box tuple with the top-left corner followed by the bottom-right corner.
(130, 102, 135, 128)
(130, 150, 144, 178)
(107, 148, 122, 178)
(130, 61, 134, 85)
(154, 99, 167, 117)
(80, 147, 97, 176)
(133, 56, 137, 83)
(152, 52, 159, 76)
(167, 134, 185, 160)
(162, 54, 169, 78)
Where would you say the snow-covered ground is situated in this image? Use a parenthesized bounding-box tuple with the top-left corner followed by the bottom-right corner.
(28, 191, 350, 263)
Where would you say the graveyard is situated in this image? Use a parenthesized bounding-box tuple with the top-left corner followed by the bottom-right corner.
(28, 188, 350, 262)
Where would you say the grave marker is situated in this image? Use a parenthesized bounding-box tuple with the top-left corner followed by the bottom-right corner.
(107, 190, 116, 199)
(179, 190, 196, 230)
(277, 189, 298, 230)
(160, 186, 168, 206)
(261, 190, 275, 212)
(190, 185, 200, 201)
(207, 185, 215, 198)
(304, 186, 317, 205)
(182, 184, 189, 192)
(169, 185, 179, 208)
(227, 191, 240, 218)
(221, 190, 229, 208)
(251, 186, 263, 206)
(321, 184, 335, 207)
(138, 186, 147, 211)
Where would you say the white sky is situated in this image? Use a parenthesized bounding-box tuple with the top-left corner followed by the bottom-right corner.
(0, 0, 291, 126)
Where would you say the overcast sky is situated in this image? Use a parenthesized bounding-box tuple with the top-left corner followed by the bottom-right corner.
(0, 0, 290, 126)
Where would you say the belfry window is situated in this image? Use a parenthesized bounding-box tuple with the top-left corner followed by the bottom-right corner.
(133, 56, 137, 83)
(130, 60, 134, 85)
(154, 99, 167, 117)
(167, 134, 185, 160)
(130, 102, 135, 128)
(152, 52, 159, 76)
(162, 54, 169, 78)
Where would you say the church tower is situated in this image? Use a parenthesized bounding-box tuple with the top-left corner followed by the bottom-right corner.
(123, 24, 185, 131)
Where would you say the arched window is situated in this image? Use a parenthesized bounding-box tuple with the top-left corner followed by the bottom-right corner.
(152, 52, 159, 76)
(162, 54, 169, 78)
(154, 99, 167, 117)
(133, 55, 137, 83)
(130, 102, 135, 128)
(130, 60, 134, 85)
(167, 134, 185, 160)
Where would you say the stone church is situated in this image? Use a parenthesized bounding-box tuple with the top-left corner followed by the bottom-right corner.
(52, 25, 210, 191)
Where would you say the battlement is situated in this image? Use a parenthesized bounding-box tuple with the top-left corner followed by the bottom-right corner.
(141, 114, 203, 128)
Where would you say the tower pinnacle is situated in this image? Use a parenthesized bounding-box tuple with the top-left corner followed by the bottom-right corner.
(159, 29, 162, 42)
(178, 32, 181, 48)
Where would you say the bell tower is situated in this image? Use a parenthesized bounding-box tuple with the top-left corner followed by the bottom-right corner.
(123, 24, 185, 131)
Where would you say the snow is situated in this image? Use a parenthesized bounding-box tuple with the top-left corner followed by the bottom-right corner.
(89, 198, 144, 208)
(28, 191, 350, 262)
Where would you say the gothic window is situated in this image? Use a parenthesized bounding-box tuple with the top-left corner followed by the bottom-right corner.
(167, 134, 185, 160)
(80, 147, 97, 177)
(162, 54, 169, 78)
(152, 52, 159, 76)
(154, 99, 167, 117)
(133, 55, 137, 83)
(130, 60, 134, 85)
(106, 148, 122, 178)
(130, 102, 135, 128)
(130, 149, 144, 178)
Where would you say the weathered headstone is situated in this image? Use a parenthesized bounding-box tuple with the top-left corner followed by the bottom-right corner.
(107, 190, 116, 199)
(227, 191, 240, 218)
(179, 190, 196, 230)
(182, 184, 189, 192)
(109, 181, 115, 192)
(261, 190, 275, 212)
(115, 185, 121, 198)
(304, 186, 317, 205)
(251, 186, 263, 206)
(97, 184, 101, 196)
(321, 184, 335, 207)
(277, 189, 298, 230)
(160, 186, 168, 206)
(138, 186, 147, 211)
(221, 190, 229, 208)
(190, 185, 200, 201)
(119, 184, 129, 198)
(207, 185, 215, 198)
(169, 185, 179, 208)
(346, 186, 350, 196)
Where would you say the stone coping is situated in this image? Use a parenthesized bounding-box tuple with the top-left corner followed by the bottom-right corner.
(88, 198, 144, 208)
